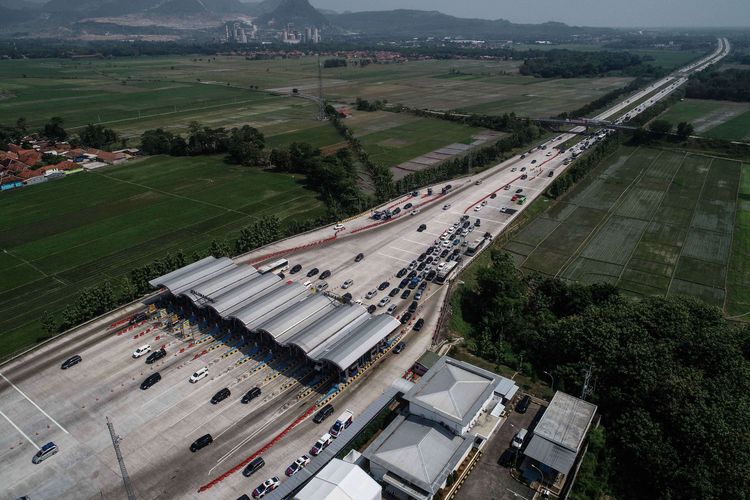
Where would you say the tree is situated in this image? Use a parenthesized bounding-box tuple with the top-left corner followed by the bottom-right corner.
(676, 121, 694, 140)
(40, 310, 58, 335)
(41, 116, 67, 141)
(78, 124, 118, 148)
(648, 119, 673, 137)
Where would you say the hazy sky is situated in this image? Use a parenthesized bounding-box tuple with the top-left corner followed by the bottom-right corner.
(311, 0, 750, 28)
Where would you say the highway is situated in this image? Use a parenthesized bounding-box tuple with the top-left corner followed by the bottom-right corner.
(0, 38, 729, 500)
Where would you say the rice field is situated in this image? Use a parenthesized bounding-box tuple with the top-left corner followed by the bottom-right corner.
(503, 145, 746, 312)
(657, 99, 750, 141)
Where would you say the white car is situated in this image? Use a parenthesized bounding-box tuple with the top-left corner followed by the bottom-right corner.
(442, 240, 451, 248)
(285, 455, 311, 477)
(410, 209, 420, 216)
(546, 152, 552, 156)
(387, 304, 397, 315)
(190, 366, 208, 383)
(481, 200, 488, 206)
(473, 205, 482, 212)
(511, 167, 517, 172)
(303, 280, 312, 288)
(442, 204, 451, 210)
(310, 433, 333, 456)
(252, 477, 280, 498)
(365, 289, 378, 299)
(333, 223, 345, 231)
(342, 279, 353, 289)
(132, 345, 151, 358)
(378, 297, 391, 307)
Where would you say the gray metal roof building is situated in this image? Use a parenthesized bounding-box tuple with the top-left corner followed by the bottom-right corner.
(320, 314, 402, 370)
(149, 256, 236, 295)
(284, 304, 369, 355)
(257, 294, 338, 342)
(208, 273, 281, 316)
(227, 282, 309, 329)
(364, 414, 473, 500)
(181, 265, 258, 306)
(523, 391, 597, 475)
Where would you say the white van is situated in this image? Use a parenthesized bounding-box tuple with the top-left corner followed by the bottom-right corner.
(511, 428, 527, 449)
(190, 366, 209, 383)
(132, 345, 151, 358)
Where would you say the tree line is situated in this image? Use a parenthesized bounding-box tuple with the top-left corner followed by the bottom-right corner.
(456, 249, 750, 499)
(685, 68, 750, 102)
(519, 50, 660, 79)
(0, 117, 120, 150)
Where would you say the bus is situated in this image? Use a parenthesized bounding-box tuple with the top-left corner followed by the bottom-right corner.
(434, 261, 458, 285)
(465, 238, 485, 256)
(258, 258, 289, 275)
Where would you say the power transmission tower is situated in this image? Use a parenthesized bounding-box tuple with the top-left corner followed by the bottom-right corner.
(106, 417, 137, 500)
(316, 54, 326, 121)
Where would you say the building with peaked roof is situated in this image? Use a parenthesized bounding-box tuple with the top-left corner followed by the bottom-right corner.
(522, 391, 597, 486)
(294, 458, 381, 500)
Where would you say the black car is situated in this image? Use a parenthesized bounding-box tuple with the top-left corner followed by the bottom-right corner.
(242, 387, 262, 404)
(242, 457, 265, 477)
(417, 224, 427, 232)
(355, 253, 365, 262)
(426, 270, 437, 281)
(461, 214, 469, 221)
(313, 404, 334, 423)
(367, 305, 377, 314)
(211, 388, 231, 404)
(140, 372, 161, 390)
(404, 203, 413, 210)
(515, 188, 523, 193)
(307, 268, 319, 277)
(389, 288, 401, 297)
(399, 278, 410, 288)
(548, 170, 554, 177)
(417, 262, 426, 271)
(425, 256, 433, 265)
(440, 249, 450, 258)
(290, 264, 302, 274)
(342, 292, 353, 303)
(516, 395, 531, 414)
(463, 221, 471, 228)
(490, 193, 497, 199)
(417, 253, 426, 262)
(401, 289, 412, 300)
(60, 354, 82, 370)
(400, 312, 412, 324)
(190, 433, 213, 452)
(396, 268, 407, 278)
(408, 270, 418, 279)
(129, 312, 147, 325)
(145, 348, 167, 364)
(319, 270, 331, 280)
(409, 301, 418, 313)
(393, 342, 407, 354)
(413, 318, 425, 331)
(475, 219, 481, 227)
(418, 281, 428, 291)
(393, 207, 401, 215)
(498, 448, 521, 468)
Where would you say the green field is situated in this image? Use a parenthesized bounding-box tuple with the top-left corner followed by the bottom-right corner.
(0, 156, 326, 356)
(503, 145, 746, 312)
(657, 99, 750, 141)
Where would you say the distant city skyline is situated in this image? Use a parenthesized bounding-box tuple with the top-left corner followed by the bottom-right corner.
(311, 0, 750, 28)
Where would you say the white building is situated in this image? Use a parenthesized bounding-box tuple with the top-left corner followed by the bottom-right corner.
(294, 458, 381, 500)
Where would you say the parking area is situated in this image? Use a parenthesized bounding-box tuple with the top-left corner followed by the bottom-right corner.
(454, 395, 545, 500)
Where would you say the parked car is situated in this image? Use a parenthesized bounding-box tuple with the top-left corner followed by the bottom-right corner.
(342, 292, 353, 303)
(354, 253, 364, 262)
(413, 318, 425, 331)
(389, 288, 401, 297)
(211, 388, 231, 404)
(145, 348, 166, 364)
(442, 204, 451, 210)
(511, 428, 528, 449)
(252, 477, 280, 498)
(190, 434, 213, 452)
(140, 372, 161, 390)
(396, 268, 407, 278)
(401, 289, 411, 300)
(309, 433, 333, 456)
(417, 224, 427, 232)
(333, 223, 345, 230)
(290, 264, 302, 274)
(387, 304, 397, 315)
(317, 281, 328, 291)
(306, 268, 319, 277)
(61, 354, 82, 370)
(378, 281, 390, 291)
(285, 455, 311, 477)
(319, 270, 331, 280)
(32, 442, 58, 464)
(313, 404, 335, 423)
(367, 305, 377, 314)
(190, 366, 209, 383)
(404, 202, 413, 209)
(242, 387, 262, 404)
(516, 395, 531, 413)
(400, 312, 413, 324)
(414, 290, 423, 300)
(132, 344, 151, 358)
(365, 289, 378, 299)
(409, 301, 419, 313)
(393, 341, 407, 354)
(243, 456, 266, 477)
(378, 297, 391, 307)
(342, 279, 354, 289)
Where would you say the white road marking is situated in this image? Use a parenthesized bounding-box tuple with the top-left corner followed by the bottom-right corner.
(376, 252, 412, 264)
(387, 244, 421, 255)
(0, 372, 69, 435)
(0, 409, 40, 450)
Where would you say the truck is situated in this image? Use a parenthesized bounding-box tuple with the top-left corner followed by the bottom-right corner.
(465, 238, 485, 257)
(434, 261, 458, 284)
(329, 409, 354, 437)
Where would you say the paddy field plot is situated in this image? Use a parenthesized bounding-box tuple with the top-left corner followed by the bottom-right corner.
(503, 145, 747, 312)
(0, 156, 325, 356)
(657, 99, 750, 141)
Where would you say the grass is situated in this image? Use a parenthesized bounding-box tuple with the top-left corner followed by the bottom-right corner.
(0, 155, 326, 357)
(501, 145, 746, 313)
(657, 99, 750, 140)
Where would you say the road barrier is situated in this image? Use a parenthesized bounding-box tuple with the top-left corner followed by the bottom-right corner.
(197, 404, 318, 492)
(248, 235, 337, 265)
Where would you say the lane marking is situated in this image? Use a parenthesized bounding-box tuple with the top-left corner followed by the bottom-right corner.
(0, 372, 69, 435)
(376, 252, 411, 264)
(0, 409, 40, 450)
(386, 245, 420, 256)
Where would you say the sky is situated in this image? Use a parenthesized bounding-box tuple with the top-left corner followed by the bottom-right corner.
(311, 0, 750, 28)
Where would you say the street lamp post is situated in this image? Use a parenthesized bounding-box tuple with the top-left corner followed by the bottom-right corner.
(544, 370, 555, 393)
(531, 463, 545, 487)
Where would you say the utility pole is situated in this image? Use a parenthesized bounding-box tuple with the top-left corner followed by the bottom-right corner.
(316, 54, 326, 121)
(106, 417, 137, 500)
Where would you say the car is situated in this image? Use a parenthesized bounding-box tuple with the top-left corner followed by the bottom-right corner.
(511, 429, 528, 449)
(490, 193, 497, 199)
(32, 441, 59, 464)
(515, 188, 523, 193)
(242, 387, 262, 403)
(389, 287, 401, 297)
(474, 205, 481, 212)
(132, 344, 151, 358)
(481, 200, 488, 206)
(461, 228, 469, 237)
(354, 253, 364, 262)
(468, 225, 475, 232)
(412, 190, 419, 196)
(309, 433, 333, 456)
(413, 318, 425, 331)
(442, 240, 451, 248)
(378, 297, 391, 307)
(211, 388, 231, 404)
(404, 202, 413, 209)
(396, 268, 407, 278)
(408, 260, 418, 270)
(411, 209, 421, 216)
(393, 341, 407, 354)
(400, 312, 413, 324)
(140, 372, 161, 390)
(378, 281, 390, 291)
(252, 477, 280, 498)
(408, 301, 418, 313)
(61, 354, 82, 370)
(498, 448, 521, 468)
(516, 395, 531, 414)
(546, 151, 552, 156)
(387, 304, 397, 315)
(365, 289, 378, 299)
(285, 455, 311, 477)
(511, 167, 517, 172)
(342, 279, 353, 289)
(313, 404, 335, 423)
(521, 174, 528, 180)
(531, 160, 537, 164)
(317, 281, 329, 291)
(401, 289, 412, 300)
(452, 238, 461, 246)
(307, 268, 319, 277)
(342, 292, 353, 303)
(190, 366, 209, 383)
(399, 278, 410, 288)
(190, 434, 213, 452)
(475, 219, 481, 227)
(426, 270, 437, 281)
(425, 256, 433, 265)
(414, 290, 423, 300)
(392, 207, 401, 215)
(333, 223, 345, 231)
(319, 270, 331, 280)
(548, 171, 554, 177)
(442, 204, 451, 210)
(303, 280, 312, 288)
(440, 249, 450, 258)
(521, 167, 526, 172)
(243, 456, 265, 477)
(417, 223, 427, 232)
(417, 262, 426, 271)
(145, 348, 166, 364)
(367, 304, 377, 314)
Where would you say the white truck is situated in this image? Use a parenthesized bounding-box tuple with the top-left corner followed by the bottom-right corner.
(329, 409, 354, 438)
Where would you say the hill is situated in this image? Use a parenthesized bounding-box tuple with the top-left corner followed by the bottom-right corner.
(259, 0, 328, 27)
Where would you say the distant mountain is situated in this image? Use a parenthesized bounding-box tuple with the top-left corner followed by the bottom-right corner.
(241, 0, 282, 16)
(259, 0, 328, 27)
(0, 0, 37, 9)
(0, 4, 34, 22)
(327, 9, 597, 40)
(42, 0, 251, 17)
